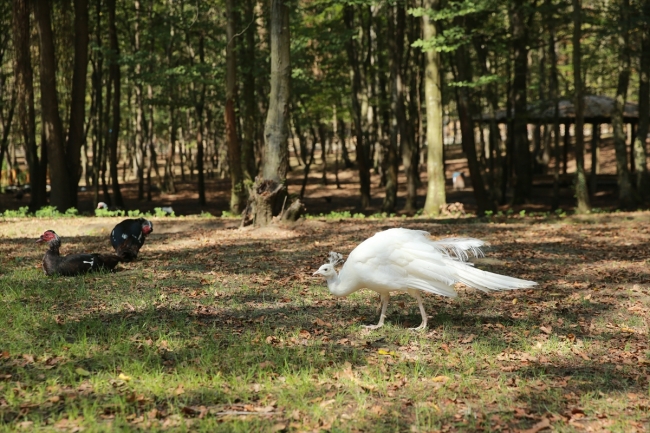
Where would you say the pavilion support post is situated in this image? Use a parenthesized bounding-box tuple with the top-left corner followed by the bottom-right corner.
(590, 123, 600, 195)
(630, 123, 636, 173)
(563, 123, 570, 175)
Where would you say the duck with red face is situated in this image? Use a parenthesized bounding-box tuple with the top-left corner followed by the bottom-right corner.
(37, 230, 122, 276)
(110, 218, 154, 262)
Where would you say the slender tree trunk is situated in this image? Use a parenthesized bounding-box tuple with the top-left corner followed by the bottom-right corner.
(383, 5, 400, 213)
(134, 0, 146, 200)
(226, 0, 246, 213)
(511, 0, 532, 204)
(34, 0, 73, 211)
(572, 0, 590, 213)
(454, 44, 495, 215)
(422, 1, 446, 216)
(634, 0, 650, 199)
(344, 5, 371, 209)
(196, 34, 208, 207)
(612, 0, 637, 208)
(12, 0, 46, 210)
(107, 0, 123, 208)
(66, 0, 89, 207)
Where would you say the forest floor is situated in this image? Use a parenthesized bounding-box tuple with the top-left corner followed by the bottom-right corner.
(0, 135, 631, 217)
(1, 212, 649, 431)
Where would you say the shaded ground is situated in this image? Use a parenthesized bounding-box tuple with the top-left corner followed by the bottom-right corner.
(0, 136, 629, 217)
(1, 213, 649, 431)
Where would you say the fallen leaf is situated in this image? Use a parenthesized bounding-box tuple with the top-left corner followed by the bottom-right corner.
(259, 361, 276, 369)
(118, 373, 131, 381)
(461, 334, 476, 344)
(431, 376, 450, 383)
(521, 417, 551, 433)
(378, 348, 397, 357)
(539, 326, 552, 335)
(75, 367, 91, 376)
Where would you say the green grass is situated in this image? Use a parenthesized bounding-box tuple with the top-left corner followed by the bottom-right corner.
(1, 214, 649, 431)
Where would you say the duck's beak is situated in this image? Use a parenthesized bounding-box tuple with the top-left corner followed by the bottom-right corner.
(36, 236, 45, 243)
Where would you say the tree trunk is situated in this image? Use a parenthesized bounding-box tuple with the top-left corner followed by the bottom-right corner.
(107, 0, 124, 208)
(262, 0, 290, 183)
(12, 0, 46, 210)
(511, 0, 532, 204)
(226, 0, 246, 213)
(243, 0, 302, 227)
(454, 45, 495, 215)
(383, 5, 400, 213)
(634, 0, 650, 199)
(241, 0, 257, 182)
(344, 5, 371, 209)
(66, 0, 89, 208)
(612, 0, 637, 208)
(421, 2, 446, 216)
(572, 0, 591, 213)
(34, 0, 73, 211)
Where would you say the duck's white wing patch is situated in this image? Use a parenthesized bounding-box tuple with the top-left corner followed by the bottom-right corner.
(83, 259, 94, 267)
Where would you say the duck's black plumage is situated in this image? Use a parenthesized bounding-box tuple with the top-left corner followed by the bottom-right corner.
(37, 230, 122, 276)
(110, 218, 153, 261)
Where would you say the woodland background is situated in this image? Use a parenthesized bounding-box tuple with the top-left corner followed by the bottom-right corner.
(0, 0, 649, 219)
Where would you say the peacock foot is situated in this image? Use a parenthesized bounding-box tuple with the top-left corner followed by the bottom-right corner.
(410, 323, 427, 331)
(363, 323, 384, 330)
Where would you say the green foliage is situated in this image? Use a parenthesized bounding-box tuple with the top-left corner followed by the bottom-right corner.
(95, 208, 125, 217)
(3, 206, 30, 218)
(200, 211, 215, 219)
(221, 210, 239, 218)
(153, 207, 174, 217)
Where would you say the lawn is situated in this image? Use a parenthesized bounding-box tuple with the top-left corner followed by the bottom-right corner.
(1, 212, 649, 432)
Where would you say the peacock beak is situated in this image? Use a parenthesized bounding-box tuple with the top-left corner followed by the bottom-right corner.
(312, 270, 322, 277)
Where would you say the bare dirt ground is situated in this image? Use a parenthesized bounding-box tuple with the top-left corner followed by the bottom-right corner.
(0, 135, 634, 216)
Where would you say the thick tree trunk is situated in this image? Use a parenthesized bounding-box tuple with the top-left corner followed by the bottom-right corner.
(634, 0, 650, 199)
(511, 0, 532, 204)
(12, 0, 46, 210)
(107, 0, 124, 208)
(242, 0, 302, 227)
(344, 5, 371, 209)
(572, 0, 591, 213)
(34, 0, 73, 211)
(241, 0, 257, 182)
(262, 0, 290, 183)
(421, 1, 446, 216)
(226, 0, 246, 213)
(612, 0, 637, 208)
(66, 0, 89, 208)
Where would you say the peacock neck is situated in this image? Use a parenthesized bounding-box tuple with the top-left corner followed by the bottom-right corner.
(326, 269, 357, 297)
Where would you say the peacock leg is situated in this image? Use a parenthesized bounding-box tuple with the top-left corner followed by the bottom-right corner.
(408, 290, 428, 331)
(364, 293, 389, 330)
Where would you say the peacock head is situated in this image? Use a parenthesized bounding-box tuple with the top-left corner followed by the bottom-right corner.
(313, 252, 344, 278)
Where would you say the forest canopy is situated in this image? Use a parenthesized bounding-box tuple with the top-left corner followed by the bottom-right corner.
(0, 0, 648, 219)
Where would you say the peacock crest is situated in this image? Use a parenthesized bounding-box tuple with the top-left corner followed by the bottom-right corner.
(328, 251, 344, 266)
